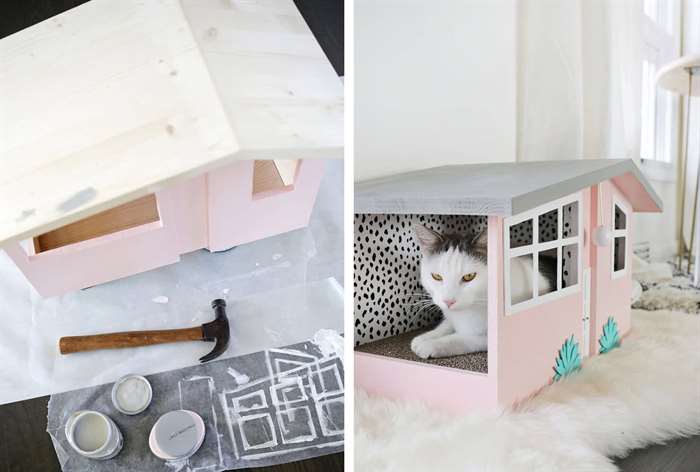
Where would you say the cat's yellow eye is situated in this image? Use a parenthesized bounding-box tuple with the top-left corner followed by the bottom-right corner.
(462, 272, 476, 283)
(431, 273, 443, 281)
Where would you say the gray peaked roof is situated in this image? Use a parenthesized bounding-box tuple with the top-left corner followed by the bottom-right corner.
(355, 159, 662, 216)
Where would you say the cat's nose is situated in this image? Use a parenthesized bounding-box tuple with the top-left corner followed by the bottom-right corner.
(444, 299, 456, 308)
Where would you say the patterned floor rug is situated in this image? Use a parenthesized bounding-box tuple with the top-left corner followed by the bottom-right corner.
(632, 264, 700, 314)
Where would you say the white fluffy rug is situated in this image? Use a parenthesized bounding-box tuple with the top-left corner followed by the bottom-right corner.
(355, 309, 700, 471)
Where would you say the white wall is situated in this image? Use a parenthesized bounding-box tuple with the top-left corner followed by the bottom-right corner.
(354, 0, 517, 182)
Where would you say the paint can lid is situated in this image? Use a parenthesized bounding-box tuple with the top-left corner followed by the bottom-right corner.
(111, 374, 152, 415)
(149, 410, 206, 461)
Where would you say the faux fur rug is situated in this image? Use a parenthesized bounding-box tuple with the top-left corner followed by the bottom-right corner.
(355, 308, 700, 471)
(633, 275, 700, 314)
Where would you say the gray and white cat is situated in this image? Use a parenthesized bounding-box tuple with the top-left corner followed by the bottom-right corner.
(410, 224, 555, 359)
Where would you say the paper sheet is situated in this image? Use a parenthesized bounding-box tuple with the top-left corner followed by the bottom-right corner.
(0, 161, 343, 405)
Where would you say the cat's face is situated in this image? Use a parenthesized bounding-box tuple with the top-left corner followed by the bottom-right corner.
(414, 225, 488, 312)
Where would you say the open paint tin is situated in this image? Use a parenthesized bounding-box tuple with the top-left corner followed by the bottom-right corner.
(64, 410, 123, 460)
(111, 374, 153, 415)
(149, 410, 206, 461)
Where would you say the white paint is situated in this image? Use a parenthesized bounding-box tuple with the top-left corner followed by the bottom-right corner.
(73, 412, 109, 452)
(311, 329, 344, 361)
(0, 0, 342, 246)
(222, 288, 230, 295)
(272, 253, 283, 261)
(114, 376, 151, 413)
(355, 0, 517, 182)
(152, 295, 169, 304)
(226, 367, 250, 385)
(64, 410, 123, 459)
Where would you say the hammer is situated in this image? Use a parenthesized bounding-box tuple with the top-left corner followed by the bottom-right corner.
(58, 299, 230, 363)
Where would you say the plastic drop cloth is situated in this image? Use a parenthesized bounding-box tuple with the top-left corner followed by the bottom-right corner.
(0, 160, 343, 405)
(47, 330, 344, 471)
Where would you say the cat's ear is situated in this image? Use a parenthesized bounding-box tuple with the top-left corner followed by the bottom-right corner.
(471, 228, 488, 256)
(413, 224, 443, 253)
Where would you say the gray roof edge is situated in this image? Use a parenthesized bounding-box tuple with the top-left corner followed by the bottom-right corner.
(512, 159, 663, 214)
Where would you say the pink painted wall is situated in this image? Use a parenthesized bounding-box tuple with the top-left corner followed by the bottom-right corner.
(590, 181, 632, 350)
(4, 186, 183, 298)
(495, 189, 591, 407)
(355, 352, 496, 413)
(207, 160, 325, 251)
(4, 160, 324, 297)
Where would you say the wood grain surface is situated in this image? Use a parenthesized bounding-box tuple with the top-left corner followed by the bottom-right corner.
(59, 326, 203, 354)
(0, 0, 343, 247)
(34, 194, 159, 252)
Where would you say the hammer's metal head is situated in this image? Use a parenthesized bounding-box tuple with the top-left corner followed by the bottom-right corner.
(199, 299, 230, 363)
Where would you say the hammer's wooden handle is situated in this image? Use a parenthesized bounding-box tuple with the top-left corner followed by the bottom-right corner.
(59, 327, 203, 354)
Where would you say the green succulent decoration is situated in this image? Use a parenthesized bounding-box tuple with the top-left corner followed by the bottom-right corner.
(552, 335, 582, 382)
(599, 316, 621, 354)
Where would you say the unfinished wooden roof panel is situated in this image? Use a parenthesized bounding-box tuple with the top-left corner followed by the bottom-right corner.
(0, 0, 343, 246)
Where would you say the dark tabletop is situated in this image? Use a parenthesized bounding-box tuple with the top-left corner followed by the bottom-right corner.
(1, 395, 343, 472)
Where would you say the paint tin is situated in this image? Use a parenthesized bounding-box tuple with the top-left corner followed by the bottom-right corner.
(64, 410, 123, 460)
(111, 374, 152, 415)
(149, 410, 206, 461)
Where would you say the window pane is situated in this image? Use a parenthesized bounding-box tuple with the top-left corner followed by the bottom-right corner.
(562, 202, 578, 238)
(561, 244, 579, 288)
(614, 237, 626, 271)
(510, 254, 533, 305)
(537, 248, 557, 296)
(538, 209, 558, 243)
(614, 205, 627, 230)
(509, 219, 532, 248)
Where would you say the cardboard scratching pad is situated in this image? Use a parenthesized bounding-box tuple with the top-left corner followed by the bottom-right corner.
(356, 327, 488, 373)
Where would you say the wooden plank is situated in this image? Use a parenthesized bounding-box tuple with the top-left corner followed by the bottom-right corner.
(0, 0, 342, 247)
(34, 194, 159, 253)
(0, 0, 238, 247)
(179, 0, 343, 160)
(253, 160, 286, 194)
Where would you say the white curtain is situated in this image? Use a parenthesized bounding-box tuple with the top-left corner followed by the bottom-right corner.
(517, 0, 643, 163)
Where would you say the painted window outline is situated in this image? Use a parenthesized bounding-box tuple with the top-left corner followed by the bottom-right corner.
(611, 196, 630, 279)
(504, 192, 584, 315)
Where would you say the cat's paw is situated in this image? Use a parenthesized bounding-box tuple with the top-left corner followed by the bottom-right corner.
(411, 337, 435, 359)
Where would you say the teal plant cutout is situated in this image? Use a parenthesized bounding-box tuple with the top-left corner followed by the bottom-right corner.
(552, 335, 582, 382)
(599, 316, 621, 354)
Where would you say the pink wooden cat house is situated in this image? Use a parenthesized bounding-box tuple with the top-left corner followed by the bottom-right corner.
(354, 159, 662, 413)
(0, 0, 342, 297)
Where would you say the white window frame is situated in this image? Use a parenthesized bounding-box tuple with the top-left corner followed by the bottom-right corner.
(504, 192, 584, 316)
(611, 196, 631, 279)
